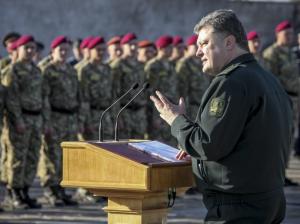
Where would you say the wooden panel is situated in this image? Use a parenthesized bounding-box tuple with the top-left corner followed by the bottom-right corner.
(150, 165, 194, 191)
(61, 142, 150, 191)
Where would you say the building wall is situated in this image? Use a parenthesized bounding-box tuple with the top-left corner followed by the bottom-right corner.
(0, 0, 299, 54)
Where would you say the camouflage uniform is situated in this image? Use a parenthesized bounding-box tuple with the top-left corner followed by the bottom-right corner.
(111, 57, 147, 139)
(75, 59, 89, 81)
(5, 61, 45, 189)
(176, 56, 210, 120)
(253, 53, 266, 68)
(37, 55, 52, 72)
(0, 57, 11, 74)
(0, 83, 6, 183)
(145, 57, 178, 145)
(0, 64, 11, 185)
(40, 63, 83, 187)
(80, 62, 113, 140)
(263, 43, 300, 165)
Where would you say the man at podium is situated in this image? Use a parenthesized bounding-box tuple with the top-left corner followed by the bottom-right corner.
(151, 9, 292, 223)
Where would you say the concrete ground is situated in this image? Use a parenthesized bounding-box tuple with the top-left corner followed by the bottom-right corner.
(0, 156, 299, 224)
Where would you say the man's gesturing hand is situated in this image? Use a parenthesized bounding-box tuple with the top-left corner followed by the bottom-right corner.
(150, 91, 186, 125)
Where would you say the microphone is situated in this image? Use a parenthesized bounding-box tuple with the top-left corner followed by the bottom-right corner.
(98, 83, 139, 142)
(114, 82, 150, 141)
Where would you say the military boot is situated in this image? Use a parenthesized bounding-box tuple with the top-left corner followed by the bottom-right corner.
(42, 186, 64, 207)
(10, 188, 28, 210)
(21, 186, 42, 209)
(57, 186, 78, 206)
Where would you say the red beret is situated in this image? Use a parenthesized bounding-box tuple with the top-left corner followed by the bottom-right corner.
(173, 36, 183, 46)
(275, 20, 292, 33)
(107, 36, 121, 46)
(80, 36, 93, 49)
(16, 35, 34, 47)
(88, 36, 105, 49)
(186, 35, 198, 46)
(247, 31, 259, 41)
(8, 40, 18, 51)
(138, 40, 155, 48)
(120, 33, 137, 45)
(155, 35, 173, 49)
(51, 36, 69, 49)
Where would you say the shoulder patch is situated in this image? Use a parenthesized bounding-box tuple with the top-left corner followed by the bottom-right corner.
(209, 97, 225, 117)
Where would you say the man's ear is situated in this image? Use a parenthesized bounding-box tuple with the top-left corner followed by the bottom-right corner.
(224, 35, 236, 50)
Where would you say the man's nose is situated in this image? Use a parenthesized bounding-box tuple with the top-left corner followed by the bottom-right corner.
(196, 47, 203, 57)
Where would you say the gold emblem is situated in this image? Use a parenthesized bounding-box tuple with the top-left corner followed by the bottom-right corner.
(209, 98, 225, 117)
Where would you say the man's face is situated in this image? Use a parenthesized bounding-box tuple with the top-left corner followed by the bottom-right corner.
(52, 43, 70, 63)
(90, 44, 106, 61)
(73, 46, 82, 60)
(18, 42, 36, 61)
(277, 28, 294, 46)
(172, 44, 185, 59)
(137, 46, 157, 62)
(248, 38, 260, 54)
(146, 46, 157, 60)
(122, 42, 137, 57)
(187, 45, 197, 56)
(108, 44, 122, 59)
(196, 27, 228, 75)
(83, 48, 90, 60)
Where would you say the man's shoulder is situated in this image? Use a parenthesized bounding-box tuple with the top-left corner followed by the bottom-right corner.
(145, 57, 160, 70)
(263, 43, 279, 58)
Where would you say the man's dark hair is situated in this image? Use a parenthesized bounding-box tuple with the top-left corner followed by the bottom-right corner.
(194, 9, 249, 51)
(36, 41, 45, 52)
(2, 32, 21, 47)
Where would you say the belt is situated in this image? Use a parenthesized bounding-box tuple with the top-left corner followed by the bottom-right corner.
(22, 108, 41, 115)
(121, 104, 143, 111)
(51, 106, 78, 114)
(90, 105, 108, 110)
(286, 91, 298, 97)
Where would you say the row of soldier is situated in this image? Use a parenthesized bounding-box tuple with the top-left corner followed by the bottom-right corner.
(0, 32, 210, 210)
(0, 18, 300, 211)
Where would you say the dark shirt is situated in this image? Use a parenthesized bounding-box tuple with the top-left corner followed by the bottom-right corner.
(171, 53, 292, 194)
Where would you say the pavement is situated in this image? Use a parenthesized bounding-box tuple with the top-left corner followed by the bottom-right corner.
(0, 156, 299, 224)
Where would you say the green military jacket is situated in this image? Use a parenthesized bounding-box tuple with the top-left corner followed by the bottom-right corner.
(176, 56, 210, 106)
(111, 57, 146, 107)
(171, 53, 292, 194)
(43, 63, 84, 126)
(80, 62, 113, 123)
(6, 61, 45, 125)
(145, 56, 178, 102)
(263, 43, 300, 96)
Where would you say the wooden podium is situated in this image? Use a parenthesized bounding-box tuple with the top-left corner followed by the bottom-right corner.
(61, 140, 194, 224)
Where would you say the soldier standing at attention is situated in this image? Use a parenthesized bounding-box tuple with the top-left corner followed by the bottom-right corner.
(145, 35, 177, 145)
(176, 35, 210, 119)
(106, 36, 123, 65)
(170, 35, 185, 63)
(263, 20, 300, 186)
(80, 36, 113, 140)
(137, 40, 157, 64)
(0, 40, 18, 207)
(151, 10, 292, 223)
(6, 35, 45, 209)
(40, 36, 80, 206)
(110, 33, 147, 139)
(247, 31, 265, 67)
(75, 36, 93, 80)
